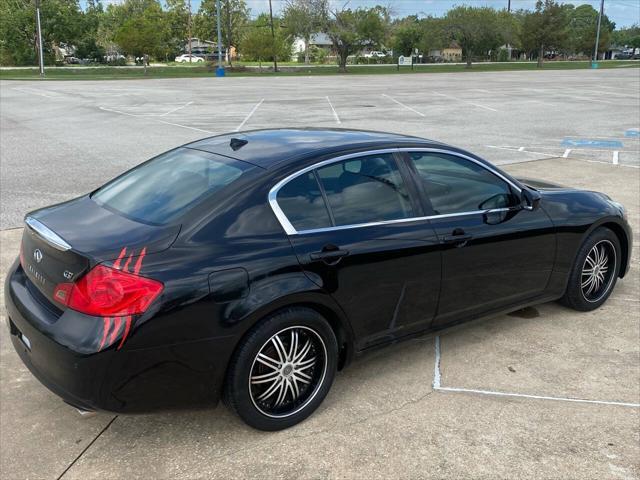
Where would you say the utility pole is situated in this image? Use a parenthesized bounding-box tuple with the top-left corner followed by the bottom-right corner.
(35, 0, 44, 78)
(268, 0, 278, 72)
(593, 0, 604, 65)
(188, 0, 192, 62)
(506, 0, 512, 61)
(215, 0, 225, 75)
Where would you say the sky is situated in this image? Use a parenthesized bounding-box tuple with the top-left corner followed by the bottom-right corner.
(97, 0, 640, 28)
(239, 0, 640, 27)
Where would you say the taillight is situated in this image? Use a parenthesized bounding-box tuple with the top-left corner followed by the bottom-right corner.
(53, 265, 163, 317)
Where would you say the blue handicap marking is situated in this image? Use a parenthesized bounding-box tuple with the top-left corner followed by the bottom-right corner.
(561, 138, 623, 148)
(625, 129, 640, 137)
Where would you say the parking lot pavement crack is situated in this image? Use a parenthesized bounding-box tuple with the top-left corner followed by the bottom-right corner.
(56, 415, 118, 480)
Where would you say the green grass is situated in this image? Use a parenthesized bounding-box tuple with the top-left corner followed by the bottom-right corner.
(1, 60, 638, 80)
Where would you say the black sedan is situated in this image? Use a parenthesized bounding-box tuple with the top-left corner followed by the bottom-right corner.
(5, 129, 632, 430)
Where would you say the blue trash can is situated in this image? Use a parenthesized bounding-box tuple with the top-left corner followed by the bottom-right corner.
(216, 67, 225, 77)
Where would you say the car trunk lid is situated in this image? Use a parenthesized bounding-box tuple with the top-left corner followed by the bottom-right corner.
(21, 196, 180, 309)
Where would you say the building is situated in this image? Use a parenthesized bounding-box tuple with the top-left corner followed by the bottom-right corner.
(292, 33, 333, 61)
(442, 42, 462, 62)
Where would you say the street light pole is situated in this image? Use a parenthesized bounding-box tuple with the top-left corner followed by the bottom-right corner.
(35, 0, 44, 78)
(593, 0, 604, 65)
(268, 0, 278, 72)
(215, 0, 224, 76)
(188, 0, 192, 62)
(506, 0, 512, 61)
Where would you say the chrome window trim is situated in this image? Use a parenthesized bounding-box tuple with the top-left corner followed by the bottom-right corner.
(25, 216, 72, 251)
(267, 147, 522, 236)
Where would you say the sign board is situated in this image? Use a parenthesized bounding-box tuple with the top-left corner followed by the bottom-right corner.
(398, 55, 408, 66)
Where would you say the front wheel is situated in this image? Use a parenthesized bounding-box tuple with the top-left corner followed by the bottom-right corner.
(224, 308, 338, 430)
(561, 227, 621, 311)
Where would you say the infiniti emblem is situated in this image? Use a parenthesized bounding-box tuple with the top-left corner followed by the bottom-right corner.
(33, 249, 43, 263)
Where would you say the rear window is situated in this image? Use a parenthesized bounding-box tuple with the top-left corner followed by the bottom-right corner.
(93, 148, 251, 225)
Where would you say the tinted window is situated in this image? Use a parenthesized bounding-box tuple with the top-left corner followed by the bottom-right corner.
(276, 172, 332, 231)
(409, 152, 518, 215)
(93, 148, 250, 225)
(316, 154, 414, 226)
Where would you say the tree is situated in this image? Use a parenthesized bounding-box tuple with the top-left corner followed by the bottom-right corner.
(193, 0, 249, 64)
(327, 7, 387, 72)
(283, 0, 328, 64)
(0, 0, 38, 65)
(114, 0, 168, 69)
(611, 25, 640, 48)
(444, 6, 504, 67)
(566, 4, 614, 56)
(76, 0, 106, 62)
(520, 0, 568, 66)
(165, 0, 189, 58)
(391, 16, 422, 57)
(240, 14, 291, 67)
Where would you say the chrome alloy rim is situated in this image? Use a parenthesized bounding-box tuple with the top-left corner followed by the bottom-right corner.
(581, 240, 616, 303)
(248, 326, 327, 418)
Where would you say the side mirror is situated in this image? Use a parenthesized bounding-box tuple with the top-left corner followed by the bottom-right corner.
(521, 188, 541, 211)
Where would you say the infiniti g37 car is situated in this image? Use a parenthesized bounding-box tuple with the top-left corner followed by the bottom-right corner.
(5, 129, 631, 430)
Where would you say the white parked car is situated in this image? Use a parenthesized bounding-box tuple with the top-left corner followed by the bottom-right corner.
(363, 51, 387, 58)
(175, 54, 204, 63)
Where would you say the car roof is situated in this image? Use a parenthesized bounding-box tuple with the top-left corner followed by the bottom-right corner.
(185, 128, 447, 169)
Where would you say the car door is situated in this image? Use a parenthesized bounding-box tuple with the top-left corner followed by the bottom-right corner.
(403, 150, 556, 327)
(270, 151, 441, 350)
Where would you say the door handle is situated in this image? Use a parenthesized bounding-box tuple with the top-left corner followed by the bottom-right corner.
(442, 229, 473, 247)
(309, 249, 350, 264)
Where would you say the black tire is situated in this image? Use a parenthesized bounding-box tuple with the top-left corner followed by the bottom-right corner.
(224, 307, 338, 431)
(560, 227, 621, 311)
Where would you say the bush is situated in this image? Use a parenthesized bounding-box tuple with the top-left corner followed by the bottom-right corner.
(497, 48, 509, 62)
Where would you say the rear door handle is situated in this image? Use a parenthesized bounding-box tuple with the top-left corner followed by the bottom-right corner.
(442, 229, 473, 247)
(309, 249, 350, 263)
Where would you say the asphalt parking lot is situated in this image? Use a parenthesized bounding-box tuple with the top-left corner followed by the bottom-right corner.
(1, 69, 639, 479)
(1, 68, 639, 228)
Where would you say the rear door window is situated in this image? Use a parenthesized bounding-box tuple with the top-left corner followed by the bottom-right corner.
(93, 148, 252, 225)
(315, 154, 414, 226)
(276, 172, 332, 231)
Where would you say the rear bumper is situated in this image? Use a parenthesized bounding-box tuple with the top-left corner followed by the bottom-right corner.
(5, 260, 235, 413)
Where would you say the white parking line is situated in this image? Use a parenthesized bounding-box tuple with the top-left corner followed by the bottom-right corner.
(563, 149, 572, 158)
(486, 145, 558, 158)
(431, 91, 498, 112)
(381, 93, 425, 117)
(436, 386, 640, 408)
(613, 151, 619, 165)
(13, 87, 60, 99)
(157, 120, 214, 134)
(99, 105, 215, 134)
(160, 101, 193, 117)
(432, 336, 640, 408)
(235, 98, 264, 131)
(326, 96, 341, 124)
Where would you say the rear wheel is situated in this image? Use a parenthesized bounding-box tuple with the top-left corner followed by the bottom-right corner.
(224, 308, 338, 430)
(561, 227, 620, 311)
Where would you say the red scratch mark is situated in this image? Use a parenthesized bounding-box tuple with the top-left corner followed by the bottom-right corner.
(117, 316, 132, 350)
(133, 247, 147, 274)
(99, 246, 148, 351)
(110, 317, 122, 345)
(99, 317, 111, 350)
(113, 247, 127, 269)
(122, 253, 133, 272)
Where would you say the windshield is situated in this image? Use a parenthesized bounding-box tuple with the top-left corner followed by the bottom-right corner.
(93, 148, 252, 225)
